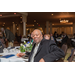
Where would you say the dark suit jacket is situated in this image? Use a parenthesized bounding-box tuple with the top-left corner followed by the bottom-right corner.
(28, 39, 65, 62)
(61, 35, 68, 46)
(5, 29, 15, 42)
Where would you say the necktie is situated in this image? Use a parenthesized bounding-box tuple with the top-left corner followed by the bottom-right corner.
(30, 44, 39, 62)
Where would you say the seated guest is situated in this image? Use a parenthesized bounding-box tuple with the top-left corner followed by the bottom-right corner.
(61, 33, 68, 47)
(44, 34, 50, 40)
(53, 31, 59, 43)
(59, 32, 64, 37)
(72, 33, 75, 39)
(0, 31, 6, 48)
(53, 31, 58, 38)
(17, 29, 65, 62)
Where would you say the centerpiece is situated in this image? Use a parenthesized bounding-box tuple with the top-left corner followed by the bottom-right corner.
(20, 41, 33, 52)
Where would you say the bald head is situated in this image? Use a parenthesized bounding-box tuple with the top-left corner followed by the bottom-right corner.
(32, 29, 42, 34)
(31, 29, 43, 44)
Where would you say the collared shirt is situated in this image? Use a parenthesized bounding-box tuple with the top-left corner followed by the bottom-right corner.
(30, 42, 40, 62)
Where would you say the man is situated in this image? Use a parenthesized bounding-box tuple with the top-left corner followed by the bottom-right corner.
(1, 28, 15, 47)
(17, 29, 65, 62)
(61, 33, 68, 47)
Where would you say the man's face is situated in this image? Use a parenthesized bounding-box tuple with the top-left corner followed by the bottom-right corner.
(31, 30, 43, 44)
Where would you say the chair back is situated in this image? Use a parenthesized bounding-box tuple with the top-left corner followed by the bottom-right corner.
(68, 49, 75, 62)
(61, 44, 68, 56)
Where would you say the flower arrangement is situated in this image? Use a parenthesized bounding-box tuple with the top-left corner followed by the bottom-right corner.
(20, 41, 33, 52)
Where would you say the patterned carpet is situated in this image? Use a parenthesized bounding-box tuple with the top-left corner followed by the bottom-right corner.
(64, 47, 73, 62)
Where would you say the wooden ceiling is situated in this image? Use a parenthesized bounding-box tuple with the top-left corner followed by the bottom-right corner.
(0, 12, 75, 27)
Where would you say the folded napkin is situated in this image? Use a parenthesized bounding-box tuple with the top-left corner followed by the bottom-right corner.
(2, 54, 15, 58)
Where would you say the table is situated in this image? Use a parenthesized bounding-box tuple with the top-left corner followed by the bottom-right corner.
(71, 39, 75, 42)
(56, 38, 62, 42)
(21, 38, 28, 42)
(0, 47, 28, 62)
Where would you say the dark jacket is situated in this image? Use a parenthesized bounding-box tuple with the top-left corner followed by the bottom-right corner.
(5, 29, 15, 42)
(28, 39, 65, 62)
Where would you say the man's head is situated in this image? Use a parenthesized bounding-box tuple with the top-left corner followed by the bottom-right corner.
(31, 29, 43, 44)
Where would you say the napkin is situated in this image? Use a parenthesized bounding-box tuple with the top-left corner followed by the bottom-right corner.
(2, 54, 15, 58)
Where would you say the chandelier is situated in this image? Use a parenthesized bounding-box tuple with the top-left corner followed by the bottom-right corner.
(60, 20, 69, 23)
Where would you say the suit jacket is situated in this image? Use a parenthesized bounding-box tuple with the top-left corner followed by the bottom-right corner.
(28, 39, 65, 62)
(61, 35, 68, 46)
(5, 29, 15, 42)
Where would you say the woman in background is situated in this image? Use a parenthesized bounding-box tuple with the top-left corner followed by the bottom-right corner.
(44, 34, 50, 40)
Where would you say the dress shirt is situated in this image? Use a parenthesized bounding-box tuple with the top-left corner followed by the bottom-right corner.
(30, 42, 40, 62)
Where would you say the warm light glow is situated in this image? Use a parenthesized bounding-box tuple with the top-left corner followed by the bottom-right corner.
(14, 13, 16, 15)
(12, 22, 14, 23)
(52, 24, 54, 25)
(3, 23, 5, 24)
(33, 25, 34, 26)
(27, 29, 28, 30)
(60, 20, 69, 23)
(37, 23, 38, 24)
(0, 15, 2, 16)
(20, 17, 22, 18)
(34, 20, 36, 22)
(51, 14, 53, 15)
(3, 25, 4, 26)
(17, 27, 19, 30)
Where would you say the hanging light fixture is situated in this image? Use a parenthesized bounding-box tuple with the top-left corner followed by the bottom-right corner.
(60, 19, 69, 23)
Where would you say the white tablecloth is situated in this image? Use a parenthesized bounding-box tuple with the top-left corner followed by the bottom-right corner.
(71, 39, 75, 42)
(21, 38, 28, 42)
(0, 47, 28, 62)
(56, 38, 62, 42)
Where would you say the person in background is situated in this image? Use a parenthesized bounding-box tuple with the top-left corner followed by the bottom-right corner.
(1, 28, 15, 47)
(73, 33, 75, 39)
(0, 31, 6, 48)
(61, 33, 68, 47)
(53, 31, 58, 42)
(44, 34, 50, 40)
(50, 34, 55, 41)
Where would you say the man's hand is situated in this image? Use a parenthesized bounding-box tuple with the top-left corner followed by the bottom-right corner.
(17, 53, 25, 57)
(39, 58, 45, 62)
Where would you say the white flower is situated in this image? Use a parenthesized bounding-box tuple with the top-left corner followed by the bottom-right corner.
(23, 45, 25, 49)
(26, 44, 30, 47)
(24, 41, 26, 44)
(20, 43, 23, 46)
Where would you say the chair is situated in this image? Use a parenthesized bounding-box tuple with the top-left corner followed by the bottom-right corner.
(61, 44, 68, 56)
(68, 49, 75, 62)
(14, 41, 20, 46)
(67, 38, 72, 48)
(54, 44, 68, 62)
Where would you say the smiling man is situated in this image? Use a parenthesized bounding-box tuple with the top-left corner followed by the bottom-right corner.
(18, 29, 65, 62)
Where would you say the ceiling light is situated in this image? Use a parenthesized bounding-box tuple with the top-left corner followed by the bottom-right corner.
(34, 20, 36, 22)
(20, 17, 22, 18)
(12, 22, 14, 23)
(14, 13, 16, 15)
(37, 23, 38, 24)
(60, 20, 69, 23)
(3, 23, 5, 24)
(3, 25, 4, 26)
(52, 24, 54, 25)
(0, 15, 2, 16)
(51, 14, 53, 16)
